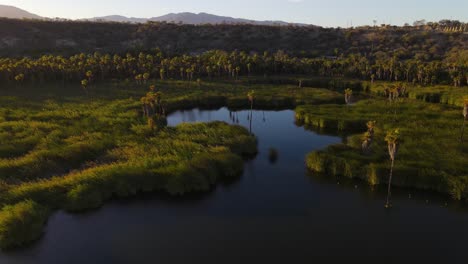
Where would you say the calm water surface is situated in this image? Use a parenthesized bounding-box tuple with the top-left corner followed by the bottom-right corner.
(2, 108, 468, 264)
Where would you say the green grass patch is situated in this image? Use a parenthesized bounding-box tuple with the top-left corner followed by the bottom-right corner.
(300, 98, 468, 200)
(0, 200, 49, 250)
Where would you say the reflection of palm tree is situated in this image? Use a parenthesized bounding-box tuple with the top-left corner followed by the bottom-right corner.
(385, 129, 400, 208)
(247, 90, 255, 133)
(263, 111, 266, 122)
(233, 111, 239, 123)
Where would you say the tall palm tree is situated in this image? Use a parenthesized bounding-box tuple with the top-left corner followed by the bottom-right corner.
(14, 73, 24, 82)
(135, 74, 143, 85)
(344, 88, 353, 105)
(143, 73, 150, 84)
(247, 90, 255, 111)
(85, 71, 93, 82)
(159, 69, 165, 80)
(362, 121, 376, 154)
(14, 73, 25, 88)
(247, 90, 255, 133)
(81, 79, 88, 95)
(154, 91, 164, 116)
(140, 96, 149, 118)
(385, 129, 400, 208)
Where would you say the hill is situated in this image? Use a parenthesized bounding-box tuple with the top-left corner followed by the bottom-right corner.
(0, 18, 466, 59)
(0, 5, 41, 20)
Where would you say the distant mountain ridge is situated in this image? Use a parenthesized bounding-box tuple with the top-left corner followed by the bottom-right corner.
(0, 4, 309, 26)
(0, 5, 42, 19)
(88, 12, 309, 26)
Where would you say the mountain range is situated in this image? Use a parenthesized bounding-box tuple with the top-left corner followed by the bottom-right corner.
(0, 5, 308, 26)
(88, 12, 307, 26)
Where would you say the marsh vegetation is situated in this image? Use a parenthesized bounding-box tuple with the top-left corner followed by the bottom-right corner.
(0, 18, 467, 249)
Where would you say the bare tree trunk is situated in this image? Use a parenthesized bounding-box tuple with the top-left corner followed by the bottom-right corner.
(386, 158, 395, 208)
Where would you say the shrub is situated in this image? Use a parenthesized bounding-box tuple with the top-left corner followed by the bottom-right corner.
(0, 200, 49, 249)
(65, 184, 104, 212)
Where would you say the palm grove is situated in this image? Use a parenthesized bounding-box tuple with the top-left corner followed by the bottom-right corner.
(1, 49, 467, 88)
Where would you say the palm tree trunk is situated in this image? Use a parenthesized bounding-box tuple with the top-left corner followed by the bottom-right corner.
(386, 158, 395, 208)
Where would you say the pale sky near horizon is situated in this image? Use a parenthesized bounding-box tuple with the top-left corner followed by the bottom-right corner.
(1, 0, 467, 27)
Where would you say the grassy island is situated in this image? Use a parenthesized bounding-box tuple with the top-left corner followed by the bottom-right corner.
(298, 91, 468, 201)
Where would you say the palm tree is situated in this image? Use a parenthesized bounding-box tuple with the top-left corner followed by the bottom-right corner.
(247, 90, 255, 133)
(140, 96, 149, 118)
(135, 74, 143, 85)
(367, 121, 376, 135)
(344, 88, 353, 105)
(81, 79, 88, 95)
(385, 129, 400, 208)
(14, 73, 24, 82)
(247, 90, 255, 111)
(235, 66, 240, 80)
(461, 100, 468, 142)
(86, 71, 93, 81)
(362, 121, 376, 154)
(153, 91, 165, 116)
(14, 73, 25, 88)
(159, 69, 165, 80)
(143, 73, 150, 84)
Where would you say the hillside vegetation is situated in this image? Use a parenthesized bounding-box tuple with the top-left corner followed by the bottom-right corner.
(0, 19, 466, 58)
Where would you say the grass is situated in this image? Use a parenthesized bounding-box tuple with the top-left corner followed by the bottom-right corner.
(367, 81, 468, 107)
(0, 200, 49, 249)
(0, 77, 466, 248)
(298, 98, 468, 200)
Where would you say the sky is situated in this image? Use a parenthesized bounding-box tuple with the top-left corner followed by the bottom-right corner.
(1, 0, 467, 27)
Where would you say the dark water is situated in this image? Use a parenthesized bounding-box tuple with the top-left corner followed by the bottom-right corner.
(2, 108, 468, 264)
